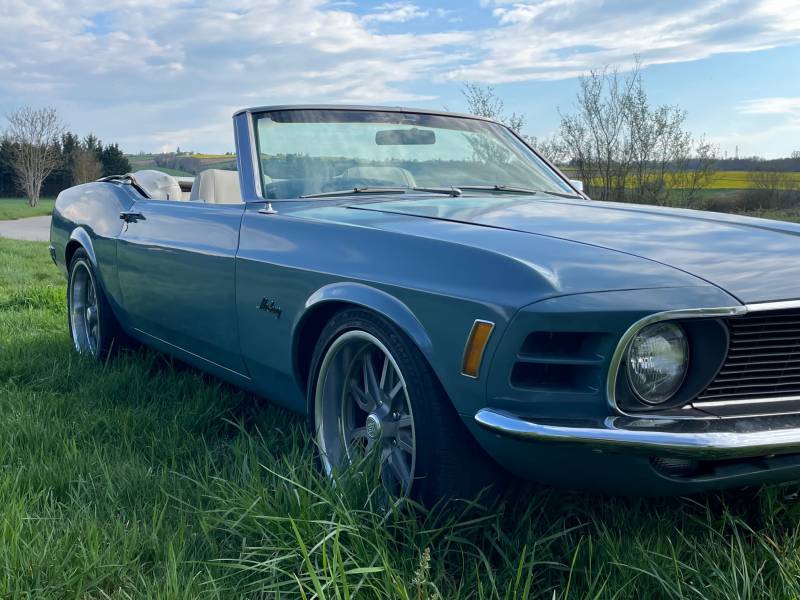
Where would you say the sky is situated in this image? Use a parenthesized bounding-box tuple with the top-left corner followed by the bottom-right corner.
(1, 0, 798, 158)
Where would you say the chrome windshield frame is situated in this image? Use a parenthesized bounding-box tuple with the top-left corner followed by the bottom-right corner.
(242, 105, 581, 202)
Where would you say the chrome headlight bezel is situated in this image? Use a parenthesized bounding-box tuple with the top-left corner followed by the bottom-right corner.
(625, 322, 690, 405)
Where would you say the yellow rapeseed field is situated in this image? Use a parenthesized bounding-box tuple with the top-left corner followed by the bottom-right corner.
(578, 170, 800, 190)
(701, 171, 800, 190)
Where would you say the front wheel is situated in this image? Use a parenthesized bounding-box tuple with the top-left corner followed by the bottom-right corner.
(308, 308, 502, 505)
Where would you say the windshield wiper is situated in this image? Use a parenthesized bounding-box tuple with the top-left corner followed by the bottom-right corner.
(301, 186, 462, 199)
(455, 184, 539, 195)
(301, 187, 405, 198)
(456, 184, 584, 199)
(411, 186, 462, 197)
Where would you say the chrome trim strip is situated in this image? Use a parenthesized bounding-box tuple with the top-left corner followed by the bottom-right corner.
(234, 104, 501, 125)
(247, 114, 263, 199)
(460, 319, 495, 379)
(745, 299, 800, 312)
(606, 306, 746, 417)
(475, 408, 800, 459)
(693, 395, 800, 408)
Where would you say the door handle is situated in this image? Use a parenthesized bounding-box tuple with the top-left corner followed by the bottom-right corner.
(119, 211, 145, 223)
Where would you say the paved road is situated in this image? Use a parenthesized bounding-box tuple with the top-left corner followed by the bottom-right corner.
(0, 216, 51, 242)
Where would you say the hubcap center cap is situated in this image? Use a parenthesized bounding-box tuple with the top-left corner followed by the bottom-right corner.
(365, 413, 382, 440)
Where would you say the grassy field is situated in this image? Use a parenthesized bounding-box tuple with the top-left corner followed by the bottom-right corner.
(0, 197, 55, 220)
(5, 241, 800, 598)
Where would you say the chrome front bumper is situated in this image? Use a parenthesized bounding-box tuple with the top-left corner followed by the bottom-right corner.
(474, 408, 800, 460)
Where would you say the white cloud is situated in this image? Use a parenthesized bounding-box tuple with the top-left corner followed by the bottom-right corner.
(0, 0, 471, 150)
(1, 0, 798, 152)
(363, 2, 428, 23)
(738, 97, 800, 115)
(449, 0, 800, 83)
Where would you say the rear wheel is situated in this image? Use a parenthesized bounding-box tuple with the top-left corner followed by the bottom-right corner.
(68, 249, 123, 360)
(308, 308, 502, 505)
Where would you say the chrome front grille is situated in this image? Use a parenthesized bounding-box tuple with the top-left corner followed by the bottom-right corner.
(696, 309, 800, 404)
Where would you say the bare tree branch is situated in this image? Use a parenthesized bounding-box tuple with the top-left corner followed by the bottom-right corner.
(4, 106, 65, 207)
(462, 83, 526, 133)
(72, 148, 103, 184)
(557, 60, 716, 204)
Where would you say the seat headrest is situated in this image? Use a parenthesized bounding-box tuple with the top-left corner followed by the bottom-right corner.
(132, 170, 183, 201)
(189, 169, 242, 204)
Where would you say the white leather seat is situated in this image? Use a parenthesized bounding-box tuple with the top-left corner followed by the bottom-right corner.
(343, 166, 417, 187)
(133, 170, 183, 201)
(189, 169, 243, 204)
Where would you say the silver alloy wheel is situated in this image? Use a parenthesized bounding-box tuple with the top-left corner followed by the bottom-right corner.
(314, 330, 417, 496)
(69, 260, 100, 356)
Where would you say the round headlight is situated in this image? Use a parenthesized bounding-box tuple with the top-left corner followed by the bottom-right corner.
(626, 322, 689, 405)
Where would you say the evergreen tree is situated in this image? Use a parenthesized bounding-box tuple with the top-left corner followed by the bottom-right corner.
(0, 138, 21, 196)
(99, 143, 131, 176)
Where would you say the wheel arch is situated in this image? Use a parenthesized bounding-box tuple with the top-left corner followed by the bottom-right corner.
(64, 228, 117, 306)
(293, 282, 434, 392)
(65, 227, 98, 269)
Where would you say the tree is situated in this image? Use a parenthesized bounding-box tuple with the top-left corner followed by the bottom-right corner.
(46, 131, 80, 194)
(0, 138, 20, 197)
(670, 137, 717, 207)
(99, 143, 131, 176)
(461, 83, 525, 133)
(557, 61, 716, 204)
(72, 148, 103, 184)
(528, 135, 566, 165)
(4, 106, 65, 206)
(746, 164, 800, 210)
(461, 83, 564, 164)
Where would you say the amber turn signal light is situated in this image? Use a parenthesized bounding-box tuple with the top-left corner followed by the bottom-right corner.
(461, 320, 495, 378)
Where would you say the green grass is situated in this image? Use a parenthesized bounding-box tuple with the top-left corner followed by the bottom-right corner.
(6, 240, 800, 598)
(0, 197, 55, 220)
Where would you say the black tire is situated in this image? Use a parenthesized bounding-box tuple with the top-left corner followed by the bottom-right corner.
(67, 248, 124, 360)
(307, 308, 503, 506)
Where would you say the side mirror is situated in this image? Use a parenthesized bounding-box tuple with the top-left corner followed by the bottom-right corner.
(569, 179, 584, 193)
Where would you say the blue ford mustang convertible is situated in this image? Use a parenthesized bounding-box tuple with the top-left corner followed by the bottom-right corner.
(51, 106, 800, 503)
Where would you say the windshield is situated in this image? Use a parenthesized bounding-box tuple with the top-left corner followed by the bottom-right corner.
(253, 109, 575, 199)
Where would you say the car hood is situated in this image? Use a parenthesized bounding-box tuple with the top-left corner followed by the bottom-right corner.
(348, 196, 800, 304)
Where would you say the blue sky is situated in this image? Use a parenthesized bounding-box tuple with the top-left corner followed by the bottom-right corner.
(1, 0, 798, 157)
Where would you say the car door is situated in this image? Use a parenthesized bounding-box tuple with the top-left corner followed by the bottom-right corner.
(116, 198, 249, 376)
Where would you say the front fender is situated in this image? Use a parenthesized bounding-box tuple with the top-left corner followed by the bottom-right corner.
(297, 281, 434, 371)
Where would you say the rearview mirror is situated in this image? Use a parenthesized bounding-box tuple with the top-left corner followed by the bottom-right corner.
(375, 128, 435, 145)
(569, 179, 584, 193)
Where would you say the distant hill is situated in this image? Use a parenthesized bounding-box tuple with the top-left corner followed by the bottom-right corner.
(126, 153, 237, 176)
